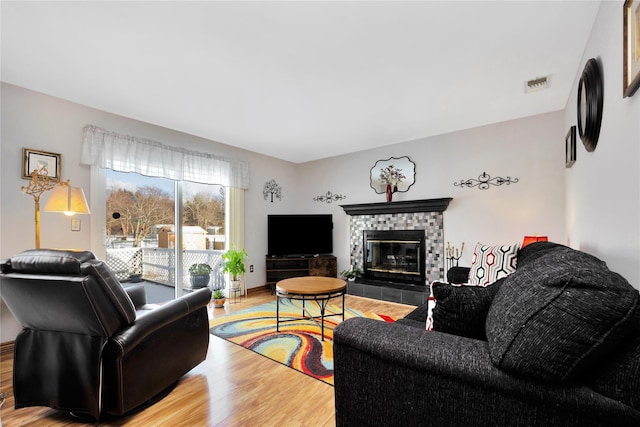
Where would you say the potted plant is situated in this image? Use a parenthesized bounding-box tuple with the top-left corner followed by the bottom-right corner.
(221, 247, 249, 290)
(211, 289, 226, 308)
(188, 263, 212, 289)
(340, 266, 362, 281)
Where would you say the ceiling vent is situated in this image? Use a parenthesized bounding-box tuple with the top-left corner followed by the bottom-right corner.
(525, 76, 549, 93)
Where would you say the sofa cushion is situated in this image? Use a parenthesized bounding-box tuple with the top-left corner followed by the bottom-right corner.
(468, 242, 519, 286)
(486, 244, 640, 382)
(431, 279, 503, 340)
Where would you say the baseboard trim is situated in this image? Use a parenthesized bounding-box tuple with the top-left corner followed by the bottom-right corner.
(0, 341, 15, 355)
(247, 285, 270, 295)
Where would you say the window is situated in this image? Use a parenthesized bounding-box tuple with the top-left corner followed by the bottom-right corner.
(105, 170, 225, 302)
(82, 125, 247, 301)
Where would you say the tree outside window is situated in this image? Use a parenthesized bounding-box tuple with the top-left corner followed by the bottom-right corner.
(106, 172, 225, 248)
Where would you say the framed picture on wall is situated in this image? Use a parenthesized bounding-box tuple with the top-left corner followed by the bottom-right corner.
(624, 0, 640, 97)
(22, 148, 61, 180)
(566, 126, 576, 168)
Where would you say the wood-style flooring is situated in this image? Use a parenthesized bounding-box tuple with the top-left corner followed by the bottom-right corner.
(0, 288, 415, 426)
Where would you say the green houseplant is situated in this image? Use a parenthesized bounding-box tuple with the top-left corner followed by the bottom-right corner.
(221, 247, 249, 289)
(340, 266, 362, 281)
(188, 263, 212, 289)
(211, 289, 226, 308)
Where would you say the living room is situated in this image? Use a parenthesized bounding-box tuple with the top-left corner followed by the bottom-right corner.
(1, 1, 639, 424)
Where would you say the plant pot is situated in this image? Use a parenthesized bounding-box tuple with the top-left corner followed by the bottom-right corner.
(213, 298, 226, 308)
(190, 274, 210, 289)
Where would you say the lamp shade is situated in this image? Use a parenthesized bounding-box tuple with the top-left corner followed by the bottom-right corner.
(522, 235, 548, 248)
(44, 185, 90, 215)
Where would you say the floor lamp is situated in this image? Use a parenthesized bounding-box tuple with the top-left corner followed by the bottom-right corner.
(44, 184, 91, 216)
(21, 166, 90, 249)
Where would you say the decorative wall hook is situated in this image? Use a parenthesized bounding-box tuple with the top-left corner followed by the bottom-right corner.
(313, 191, 346, 203)
(263, 179, 282, 202)
(453, 171, 519, 190)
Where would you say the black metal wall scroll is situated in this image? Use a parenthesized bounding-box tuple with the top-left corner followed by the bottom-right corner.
(313, 191, 346, 203)
(453, 172, 519, 190)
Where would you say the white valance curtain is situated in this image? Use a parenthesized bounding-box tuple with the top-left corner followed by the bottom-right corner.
(81, 125, 250, 189)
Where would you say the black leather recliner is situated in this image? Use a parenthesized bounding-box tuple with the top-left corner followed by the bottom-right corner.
(0, 249, 211, 420)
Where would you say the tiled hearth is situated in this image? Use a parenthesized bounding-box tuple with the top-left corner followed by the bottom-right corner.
(340, 198, 452, 305)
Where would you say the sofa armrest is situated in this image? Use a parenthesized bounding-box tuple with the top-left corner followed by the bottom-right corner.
(333, 318, 640, 427)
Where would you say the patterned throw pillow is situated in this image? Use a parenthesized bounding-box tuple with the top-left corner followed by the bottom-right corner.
(468, 242, 520, 286)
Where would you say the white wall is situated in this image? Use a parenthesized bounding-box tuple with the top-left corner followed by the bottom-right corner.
(564, 1, 640, 287)
(0, 83, 296, 342)
(295, 111, 566, 275)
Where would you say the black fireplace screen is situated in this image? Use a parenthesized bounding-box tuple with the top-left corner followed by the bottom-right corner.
(363, 230, 426, 285)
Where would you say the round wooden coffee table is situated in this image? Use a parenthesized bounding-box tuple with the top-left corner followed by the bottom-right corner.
(275, 276, 347, 341)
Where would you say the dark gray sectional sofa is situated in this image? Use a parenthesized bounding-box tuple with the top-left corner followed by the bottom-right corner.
(333, 242, 640, 426)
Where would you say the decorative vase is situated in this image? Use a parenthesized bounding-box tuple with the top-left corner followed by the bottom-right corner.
(386, 184, 393, 202)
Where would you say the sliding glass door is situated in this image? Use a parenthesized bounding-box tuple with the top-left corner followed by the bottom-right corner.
(105, 170, 225, 302)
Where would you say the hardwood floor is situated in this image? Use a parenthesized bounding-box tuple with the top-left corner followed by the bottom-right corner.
(0, 288, 415, 426)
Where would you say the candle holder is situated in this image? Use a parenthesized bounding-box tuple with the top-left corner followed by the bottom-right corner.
(446, 242, 465, 271)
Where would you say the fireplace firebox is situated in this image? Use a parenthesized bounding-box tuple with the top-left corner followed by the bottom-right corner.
(363, 230, 426, 286)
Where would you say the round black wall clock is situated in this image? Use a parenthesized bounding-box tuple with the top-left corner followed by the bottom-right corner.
(577, 58, 603, 152)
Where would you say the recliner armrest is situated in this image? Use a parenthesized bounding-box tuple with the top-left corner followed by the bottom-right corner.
(109, 288, 211, 353)
(101, 287, 211, 416)
(124, 285, 147, 308)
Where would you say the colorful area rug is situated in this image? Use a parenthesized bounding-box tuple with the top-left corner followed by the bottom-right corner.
(209, 299, 394, 385)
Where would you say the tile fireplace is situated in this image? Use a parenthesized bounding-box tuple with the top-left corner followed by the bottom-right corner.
(341, 198, 452, 305)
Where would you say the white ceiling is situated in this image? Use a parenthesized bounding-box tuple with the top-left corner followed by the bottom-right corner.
(1, 1, 601, 163)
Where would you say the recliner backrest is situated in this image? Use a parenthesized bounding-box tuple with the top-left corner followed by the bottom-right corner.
(0, 249, 136, 337)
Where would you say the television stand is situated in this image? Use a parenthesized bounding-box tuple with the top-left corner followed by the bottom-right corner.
(265, 255, 337, 293)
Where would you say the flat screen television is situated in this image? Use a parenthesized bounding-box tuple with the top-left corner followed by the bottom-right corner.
(267, 214, 333, 257)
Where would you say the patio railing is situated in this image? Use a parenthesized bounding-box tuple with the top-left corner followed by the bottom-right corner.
(106, 247, 225, 290)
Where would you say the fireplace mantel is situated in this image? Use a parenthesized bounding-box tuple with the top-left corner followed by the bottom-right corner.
(340, 198, 452, 216)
